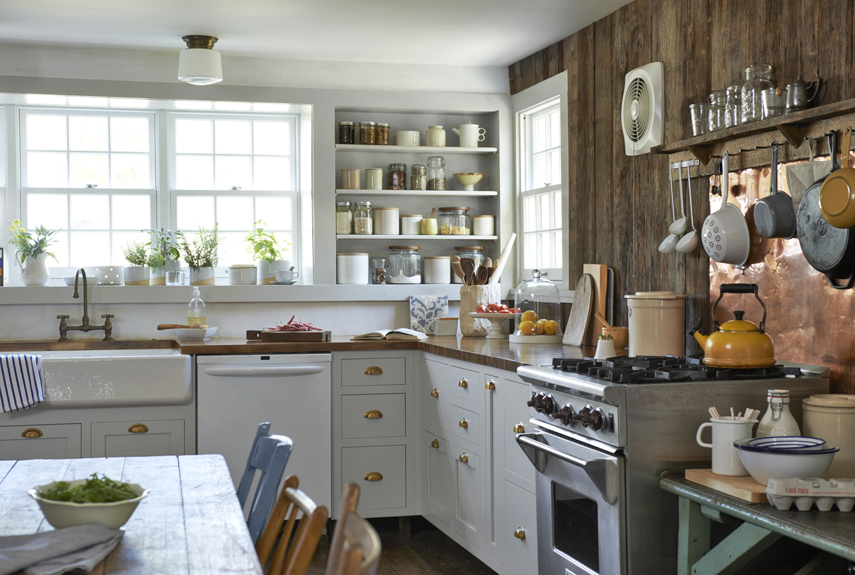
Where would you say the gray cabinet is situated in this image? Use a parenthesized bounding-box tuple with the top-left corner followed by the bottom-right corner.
(0, 423, 81, 460)
(90, 420, 185, 457)
(452, 441, 482, 549)
(422, 430, 453, 527)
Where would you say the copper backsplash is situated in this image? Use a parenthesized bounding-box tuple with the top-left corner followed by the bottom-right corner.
(709, 155, 855, 393)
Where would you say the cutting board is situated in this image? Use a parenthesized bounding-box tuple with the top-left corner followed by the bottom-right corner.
(246, 330, 331, 342)
(563, 274, 594, 347)
(583, 264, 609, 346)
(685, 468, 768, 503)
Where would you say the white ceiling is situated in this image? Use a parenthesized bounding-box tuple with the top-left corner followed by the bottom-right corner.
(0, 0, 631, 67)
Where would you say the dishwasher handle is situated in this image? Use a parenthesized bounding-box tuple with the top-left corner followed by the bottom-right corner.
(202, 365, 326, 378)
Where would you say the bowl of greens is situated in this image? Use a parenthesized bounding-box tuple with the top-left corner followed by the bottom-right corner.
(28, 474, 149, 529)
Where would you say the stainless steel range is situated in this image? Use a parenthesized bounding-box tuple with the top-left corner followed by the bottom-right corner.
(515, 355, 830, 575)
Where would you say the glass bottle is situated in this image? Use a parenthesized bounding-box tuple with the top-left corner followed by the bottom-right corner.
(438, 207, 472, 235)
(335, 201, 353, 234)
(370, 257, 388, 284)
(724, 85, 741, 128)
(387, 246, 421, 284)
(740, 64, 775, 124)
(756, 389, 800, 438)
(427, 156, 446, 190)
(353, 201, 373, 235)
(187, 286, 207, 328)
(410, 164, 427, 190)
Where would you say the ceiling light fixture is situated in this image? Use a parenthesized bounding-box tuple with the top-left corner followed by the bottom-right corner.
(178, 35, 223, 86)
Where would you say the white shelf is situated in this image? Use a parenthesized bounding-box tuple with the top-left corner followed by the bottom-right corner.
(336, 235, 498, 241)
(335, 144, 497, 154)
(335, 189, 498, 197)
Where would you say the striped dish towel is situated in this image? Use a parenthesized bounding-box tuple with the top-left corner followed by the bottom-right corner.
(0, 354, 45, 413)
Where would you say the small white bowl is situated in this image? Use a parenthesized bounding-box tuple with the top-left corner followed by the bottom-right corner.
(173, 327, 217, 341)
(735, 441, 838, 485)
(28, 479, 149, 529)
(63, 276, 101, 286)
(88, 266, 123, 285)
(453, 172, 484, 191)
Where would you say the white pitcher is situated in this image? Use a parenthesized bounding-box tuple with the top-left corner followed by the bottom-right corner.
(15, 251, 51, 286)
(452, 123, 486, 148)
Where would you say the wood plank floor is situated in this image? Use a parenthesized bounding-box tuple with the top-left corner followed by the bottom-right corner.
(307, 516, 498, 575)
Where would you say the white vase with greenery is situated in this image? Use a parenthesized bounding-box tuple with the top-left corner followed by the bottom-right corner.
(8, 220, 58, 287)
(147, 229, 181, 285)
(244, 220, 291, 285)
(122, 240, 151, 285)
(181, 225, 219, 286)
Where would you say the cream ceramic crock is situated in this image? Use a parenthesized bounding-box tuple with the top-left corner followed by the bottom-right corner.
(625, 291, 687, 357)
(803, 394, 855, 478)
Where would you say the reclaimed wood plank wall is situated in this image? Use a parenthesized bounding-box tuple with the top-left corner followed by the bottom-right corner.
(509, 0, 855, 391)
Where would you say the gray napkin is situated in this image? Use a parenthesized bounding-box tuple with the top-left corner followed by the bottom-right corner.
(0, 523, 123, 575)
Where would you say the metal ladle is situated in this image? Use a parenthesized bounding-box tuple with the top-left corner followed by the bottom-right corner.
(669, 162, 689, 235)
(659, 163, 680, 254)
(676, 161, 699, 253)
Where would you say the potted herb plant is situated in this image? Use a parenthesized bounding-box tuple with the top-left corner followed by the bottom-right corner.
(244, 220, 291, 285)
(146, 228, 181, 285)
(122, 240, 150, 285)
(8, 220, 59, 286)
(181, 225, 220, 285)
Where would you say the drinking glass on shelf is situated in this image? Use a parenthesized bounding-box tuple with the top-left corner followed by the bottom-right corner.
(166, 270, 186, 286)
(689, 103, 707, 137)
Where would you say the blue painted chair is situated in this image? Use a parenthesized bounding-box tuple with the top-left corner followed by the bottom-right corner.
(237, 422, 294, 544)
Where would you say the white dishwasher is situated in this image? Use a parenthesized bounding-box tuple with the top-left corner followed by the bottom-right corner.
(196, 353, 331, 508)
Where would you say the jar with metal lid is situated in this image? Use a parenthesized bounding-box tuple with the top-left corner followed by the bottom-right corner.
(353, 201, 373, 235)
(410, 164, 426, 190)
(335, 201, 353, 234)
(387, 246, 421, 284)
(724, 85, 741, 128)
(338, 121, 355, 145)
(388, 163, 407, 190)
(370, 257, 388, 284)
(427, 156, 446, 190)
(740, 64, 775, 124)
(438, 207, 471, 235)
(376, 122, 390, 145)
(359, 121, 376, 145)
(452, 246, 484, 284)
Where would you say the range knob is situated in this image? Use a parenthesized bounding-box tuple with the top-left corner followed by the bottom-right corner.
(555, 404, 576, 426)
(526, 392, 555, 415)
(578, 405, 605, 431)
(526, 392, 542, 409)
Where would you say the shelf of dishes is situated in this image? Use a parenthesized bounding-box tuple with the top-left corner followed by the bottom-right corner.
(337, 121, 494, 151)
(336, 144, 497, 154)
(335, 189, 498, 197)
(336, 203, 495, 237)
(336, 235, 498, 241)
(337, 245, 492, 285)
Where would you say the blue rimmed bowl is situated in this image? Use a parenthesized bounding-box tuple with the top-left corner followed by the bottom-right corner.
(734, 438, 838, 485)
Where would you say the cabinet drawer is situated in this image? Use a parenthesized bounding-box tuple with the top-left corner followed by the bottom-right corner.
(341, 394, 406, 439)
(500, 480, 538, 575)
(503, 379, 536, 488)
(341, 357, 406, 387)
(450, 363, 482, 407)
(341, 445, 407, 510)
(452, 441, 482, 549)
(0, 424, 82, 460)
(423, 359, 450, 430)
(451, 404, 480, 447)
(91, 420, 185, 457)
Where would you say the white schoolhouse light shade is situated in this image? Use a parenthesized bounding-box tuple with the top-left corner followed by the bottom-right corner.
(178, 35, 223, 86)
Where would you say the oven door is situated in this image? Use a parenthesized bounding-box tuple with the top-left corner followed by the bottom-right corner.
(517, 430, 626, 575)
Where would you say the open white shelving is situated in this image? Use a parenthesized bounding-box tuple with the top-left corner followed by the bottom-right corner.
(336, 144, 497, 154)
(335, 189, 498, 197)
(336, 235, 498, 241)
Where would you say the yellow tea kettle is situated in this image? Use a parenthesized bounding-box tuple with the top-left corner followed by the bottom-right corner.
(690, 283, 776, 368)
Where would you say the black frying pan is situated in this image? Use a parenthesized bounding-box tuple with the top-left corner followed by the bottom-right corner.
(797, 130, 855, 289)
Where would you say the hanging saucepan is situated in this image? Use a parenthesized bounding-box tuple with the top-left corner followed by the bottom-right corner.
(819, 127, 855, 228)
(702, 151, 750, 266)
(754, 142, 797, 239)
(797, 130, 855, 289)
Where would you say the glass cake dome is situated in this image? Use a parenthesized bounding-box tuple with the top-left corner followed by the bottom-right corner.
(510, 269, 563, 344)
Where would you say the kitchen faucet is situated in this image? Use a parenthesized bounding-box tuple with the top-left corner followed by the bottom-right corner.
(57, 268, 115, 342)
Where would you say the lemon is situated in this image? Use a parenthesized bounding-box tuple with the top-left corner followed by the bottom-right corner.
(535, 319, 547, 335)
(520, 310, 538, 324)
(544, 320, 559, 335)
(518, 320, 537, 335)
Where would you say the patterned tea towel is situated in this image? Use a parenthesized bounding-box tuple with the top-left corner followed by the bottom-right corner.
(409, 295, 449, 335)
(0, 354, 44, 413)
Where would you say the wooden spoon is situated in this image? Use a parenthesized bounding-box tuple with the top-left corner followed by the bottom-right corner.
(452, 260, 465, 281)
(483, 257, 492, 269)
(475, 265, 489, 286)
(594, 312, 612, 329)
(157, 323, 197, 330)
(461, 258, 475, 286)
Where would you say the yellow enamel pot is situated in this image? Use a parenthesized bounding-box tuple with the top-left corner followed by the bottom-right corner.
(820, 127, 855, 228)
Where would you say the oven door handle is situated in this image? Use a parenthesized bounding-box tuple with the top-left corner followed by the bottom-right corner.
(516, 432, 619, 505)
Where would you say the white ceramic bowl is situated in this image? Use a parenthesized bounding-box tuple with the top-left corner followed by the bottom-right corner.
(745, 436, 827, 451)
(88, 266, 124, 285)
(735, 440, 838, 485)
(453, 172, 484, 190)
(63, 276, 101, 286)
(28, 479, 149, 529)
(173, 327, 217, 341)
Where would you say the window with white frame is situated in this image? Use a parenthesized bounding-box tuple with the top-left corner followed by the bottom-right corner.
(19, 108, 156, 270)
(169, 113, 298, 268)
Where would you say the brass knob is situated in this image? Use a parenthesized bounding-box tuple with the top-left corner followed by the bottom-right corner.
(21, 428, 43, 438)
(364, 472, 383, 481)
(364, 409, 383, 419)
(514, 528, 526, 540)
(56, 315, 70, 320)
(486, 380, 496, 391)
(128, 423, 149, 433)
(430, 439, 439, 449)
(431, 388, 439, 398)
(458, 378, 468, 388)
(459, 453, 468, 463)
(459, 419, 469, 429)
(364, 366, 383, 376)
(513, 423, 525, 433)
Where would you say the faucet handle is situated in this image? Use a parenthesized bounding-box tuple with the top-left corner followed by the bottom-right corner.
(57, 314, 70, 320)
(101, 313, 115, 319)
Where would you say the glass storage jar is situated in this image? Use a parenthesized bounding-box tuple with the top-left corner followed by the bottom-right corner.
(725, 85, 741, 128)
(689, 103, 707, 137)
(427, 155, 446, 190)
(338, 121, 355, 144)
(388, 163, 407, 190)
(387, 246, 421, 284)
(376, 122, 390, 145)
(740, 64, 775, 124)
(511, 269, 564, 343)
(410, 164, 427, 190)
(453, 246, 484, 284)
(438, 207, 472, 235)
(359, 121, 376, 145)
(370, 257, 388, 284)
(707, 90, 726, 132)
(335, 201, 353, 234)
(353, 201, 373, 235)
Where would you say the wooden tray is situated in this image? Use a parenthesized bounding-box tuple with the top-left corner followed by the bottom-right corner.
(685, 468, 768, 503)
(246, 330, 331, 342)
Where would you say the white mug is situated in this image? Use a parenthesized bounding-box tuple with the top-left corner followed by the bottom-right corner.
(395, 130, 420, 146)
(696, 417, 757, 476)
(274, 267, 299, 282)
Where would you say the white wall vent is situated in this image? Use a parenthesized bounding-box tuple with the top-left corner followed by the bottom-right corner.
(621, 62, 664, 156)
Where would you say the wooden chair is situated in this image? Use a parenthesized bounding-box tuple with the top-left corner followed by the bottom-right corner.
(324, 483, 382, 575)
(256, 475, 329, 575)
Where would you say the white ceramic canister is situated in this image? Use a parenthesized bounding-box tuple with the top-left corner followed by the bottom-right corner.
(228, 264, 257, 285)
(803, 394, 855, 478)
(401, 214, 422, 235)
(395, 131, 420, 146)
(424, 256, 451, 284)
(336, 253, 369, 285)
(426, 125, 446, 147)
(624, 291, 687, 357)
(365, 168, 383, 190)
(473, 215, 495, 236)
(341, 168, 361, 189)
(373, 207, 400, 235)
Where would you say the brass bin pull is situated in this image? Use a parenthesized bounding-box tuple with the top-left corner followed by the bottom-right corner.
(364, 409, 383, 419)
(514, 528, 526, 540)
(21, 428, 43, 438)
(513, 423, 525, 434)
(459, 453, 469, 463)
(459, 419, 469, 429)
(364, 366, 383, 376)
(431, 388, 439, 398)
(364, 472, 383, 481)
(128, 423, 149, 433)
(430, 439, 440, 449)
(486, 380, 496, 391)
(458, 378, 468, 388)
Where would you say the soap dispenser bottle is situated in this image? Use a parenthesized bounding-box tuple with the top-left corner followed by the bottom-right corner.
(187, 286, 207, 328)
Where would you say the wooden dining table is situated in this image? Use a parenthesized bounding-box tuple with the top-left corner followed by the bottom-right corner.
(0, 454, 263, 575)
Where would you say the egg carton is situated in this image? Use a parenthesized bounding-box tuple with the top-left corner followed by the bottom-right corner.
(765, 478, 855, 512)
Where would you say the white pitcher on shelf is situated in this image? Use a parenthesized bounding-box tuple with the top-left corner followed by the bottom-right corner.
(15, 251, 51, 287)
(453, 122, 486, 148)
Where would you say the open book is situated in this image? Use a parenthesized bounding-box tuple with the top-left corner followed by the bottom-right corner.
(351, 328, 427, 341)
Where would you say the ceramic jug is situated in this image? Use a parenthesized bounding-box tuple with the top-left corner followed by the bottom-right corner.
(15, 251, 51, 286)
(453, 123, 486, 148)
